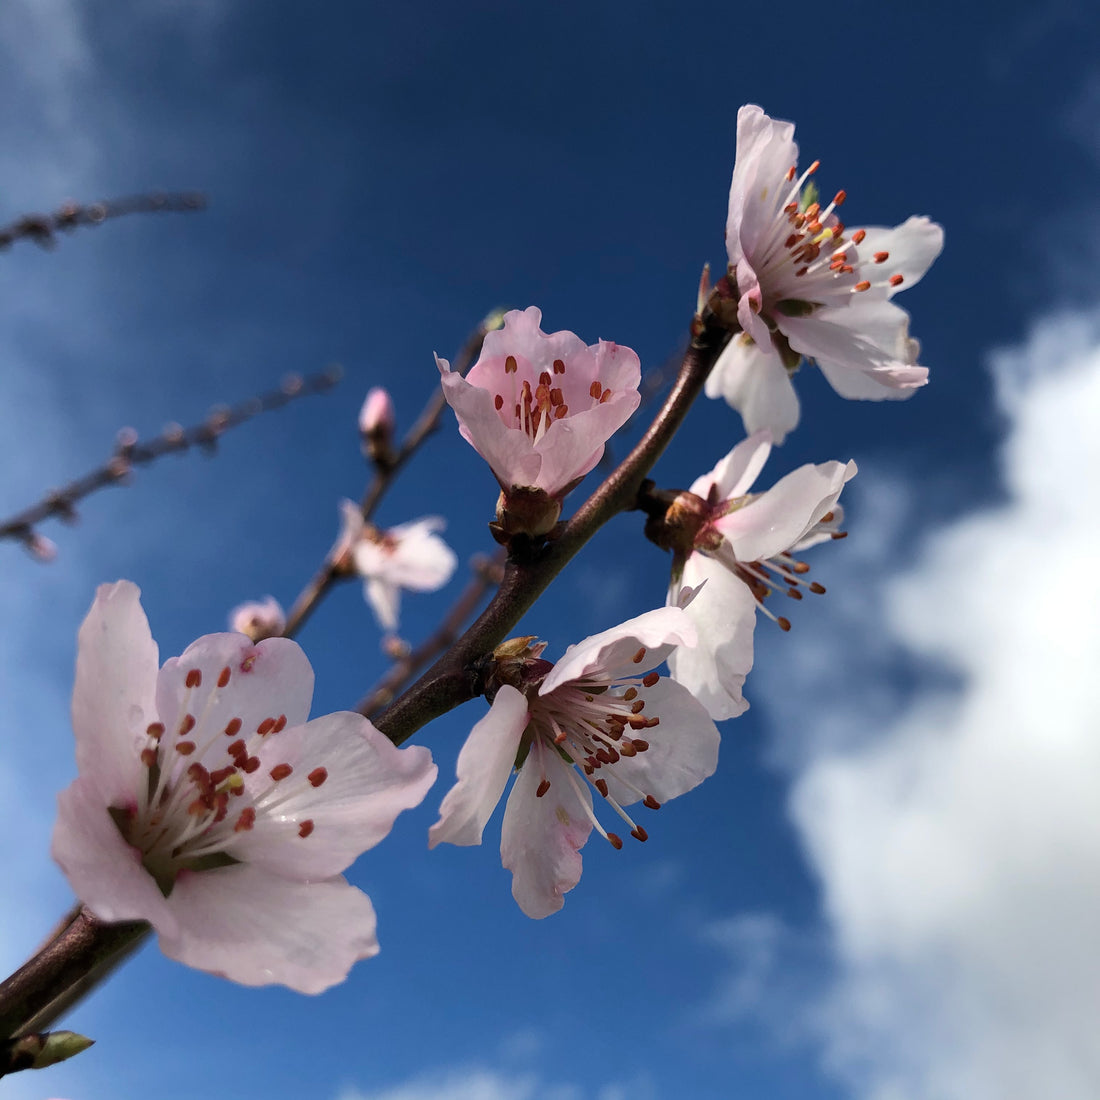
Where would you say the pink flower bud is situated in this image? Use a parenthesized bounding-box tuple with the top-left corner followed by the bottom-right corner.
(359, 387, 395, 437)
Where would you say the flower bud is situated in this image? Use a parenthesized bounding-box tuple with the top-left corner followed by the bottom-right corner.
(359, 387, 396, 468)
(229, 596, 286, 641)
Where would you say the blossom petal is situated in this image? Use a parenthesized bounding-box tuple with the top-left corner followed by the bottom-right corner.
(72, 580, 159, 802)
(716, 460, 856, 563)
(690, 430, 773, 501)
(599, 677, 720, 806)
(666, 555, 759, 721)
(429, 686, 528, 849)
(364, 577, 400, 631)
(540, 606, 698, 693)
(855, 216, 944, 297)
(377, 517, 458, 589)
(52, 776, 179, 936)
(501, 741, 593, 919)
(156, 634, 314, 745)
(782, 299, 928, 398)
(705, 334, 801, 444)
(159, 864, 378, 993)
(229, 714, 437, 878)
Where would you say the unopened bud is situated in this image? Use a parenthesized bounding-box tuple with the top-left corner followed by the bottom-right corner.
(490, 487, 562, 546)
(0, 1029, 94, 1074)
(23, 531, 58, 563)
(359, 387, 396, 468)
(229, 597, 286, 641)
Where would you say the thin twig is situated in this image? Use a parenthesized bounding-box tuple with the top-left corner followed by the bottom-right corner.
(357, 550, 506, 719)
(282, 315, 499, 639)
(0, 192, 205, 252)
(0, 368, 342, 554)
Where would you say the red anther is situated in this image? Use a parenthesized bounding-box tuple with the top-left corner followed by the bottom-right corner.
(631, 647, 646, 664)
(227, 738, 247, 758)
(809, 582, 826, 594)
(224, 717, 242, 737)
(298, 820, 315, 838)
(833, 189, 847, 206)
(627, 716, 648, 730)
(269, 763, 293, 781)
(786, 165, 796, 181)
(820, 510, 835, 523)
(873, 251, 890, 264)
(216, 666, 232, 688)
(179, 714, 196, 735)
(778, 617, 792, 632)
(631, 826, 649, 842)
(852, 229, 866, 244)
(831, 531, 849, 539)
(643, 795, 661, 810)
(595, 749, 612, 764)
(494, 394, 504, 410)
(185, 668, 202, 688)
(212, 791, 229, 823)
(889, 274, 904, 287)
(536, 778, 551, 798)
(271, 715, 287, 733)
(555, 405, 568, 419)
(807, 159, 820, 174)
(539, 370, 552, 387)
(308, 767, 328, 788)
(833, 222, 846, 237)
(607, 832, 624, 850)
(209, 766, 234, 786)
(256, 717, 276, 736)
(514, 402, 522, 419)
(554, 728, 568, 744)
(854, 280, 871, 292)
(146, 721, 166, 740)
(240, 654, 257, 673)
(632, 739, 650, 752)
(642, 671, 660, 688)
(234, 807, 256, 832)
(552, 358, 566, 375)
(631, 700, 645, 714)
(605, 746, 620, 763)
(784, 233, 799, 248)
(188, 797, 209, 817)
(505, 355, 518, 374)
(589, 380, 603, 399)
(583, 763, 594, 775)
(599, 389, 613, 403)
(618, 740, 637, 757)
(792, 561, 811, 573)
(243, 756, 261, 774)
(140, 747, 157, 767)
(803, 202, 820, 219)
(622, 687, 638, 701)
(187, 762, 211, 783)
(795, 266, 808, 278)
(787, 588, 803, 600)
(592, 778, 608, 798)
(550, 387, 564, 406)
(175, 740, 196, 755)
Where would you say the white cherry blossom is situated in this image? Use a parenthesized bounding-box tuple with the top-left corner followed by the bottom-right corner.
(708, 104, 943, 442)
(52, 581, 437, 993)
(338, 501, 457, 631)
(437, 306, 641, 498)
(228, 596, 285, 641)
(667, 431, 855, 720)
(429, 607, 720, 918)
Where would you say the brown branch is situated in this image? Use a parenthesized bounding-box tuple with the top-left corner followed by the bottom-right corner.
(374, 313, 733, 747)
(357, 550, 506, 719)
(0, 368, 342, 554)
(0, 192, 206, 252)
(282, 313, 501, 639)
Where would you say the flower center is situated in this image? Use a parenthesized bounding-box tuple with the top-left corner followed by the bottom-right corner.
(523, 654, 665, 849)
(110, 663, 328, 895)
(489, 355, 615, 444)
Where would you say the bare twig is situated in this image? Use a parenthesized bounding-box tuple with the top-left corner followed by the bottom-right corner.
(282, 314, 500, 639)
(357, 550, 506, 719)
(0, 192, 205, 252)
(0, 368, 342, 554)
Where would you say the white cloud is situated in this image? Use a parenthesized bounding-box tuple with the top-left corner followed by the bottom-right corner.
(336, 1066, 655, 1100)
(760, 308, 1100, 1099)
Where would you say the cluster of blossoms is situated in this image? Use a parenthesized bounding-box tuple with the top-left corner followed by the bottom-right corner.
(48, 105, 938, 1002)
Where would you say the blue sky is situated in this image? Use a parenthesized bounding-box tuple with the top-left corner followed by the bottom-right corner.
(2, 2, 1099, 1098)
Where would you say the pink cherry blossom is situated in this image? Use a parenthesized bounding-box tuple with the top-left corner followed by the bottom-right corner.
(436, 306, 641, 497)
(358, 386, 395, 437)
(708, 104, 944, 443)
(338, 501, 457, 631)
(228, 596, 285, 641)
(52, 581, 437, 993)
(429, 608, 720, 918)
(666, 431, 855, 720)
